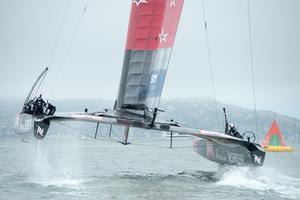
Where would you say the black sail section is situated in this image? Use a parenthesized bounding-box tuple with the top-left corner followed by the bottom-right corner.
(117, 48, 172, 116)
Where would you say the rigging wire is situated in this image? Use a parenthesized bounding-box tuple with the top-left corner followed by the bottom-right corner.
(25, 0, 70, 100)
(31, 71, 48, 99)
(130, 139, 243, 149)
(54, 121, 244, 150)
(201, 0, 221, 131)
(109, 125, 126, 143)
(40, 76, 46, 95)
(130, 136, 165, 144)
(246, 0, 259, 135)
(48, 0, 91, 99)
(47, 0, 71, 69)
(54, 121, 122, 143)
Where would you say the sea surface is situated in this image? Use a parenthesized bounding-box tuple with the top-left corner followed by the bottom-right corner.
(0, 133, 300, 200)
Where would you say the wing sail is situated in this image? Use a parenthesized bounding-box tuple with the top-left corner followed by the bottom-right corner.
(116, 0, 184, 116)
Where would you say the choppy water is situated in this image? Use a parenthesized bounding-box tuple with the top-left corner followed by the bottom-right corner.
(0, 136, 300, 200)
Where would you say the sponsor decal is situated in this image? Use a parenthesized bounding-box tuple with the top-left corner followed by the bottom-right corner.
(24, 120, 32, 129)
(132, 0, 148, 6)
(215, 149, 228, 162)
(170, 0, 176, 7)
(36, 125, 44, 136)
(206, 141, 214, 159)
(150, 74, 158, 84)
(228, 153, 245, 165)
(253, 155, 262, 164)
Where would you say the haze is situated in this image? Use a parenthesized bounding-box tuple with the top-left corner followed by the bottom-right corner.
(0, 0, 299, 119)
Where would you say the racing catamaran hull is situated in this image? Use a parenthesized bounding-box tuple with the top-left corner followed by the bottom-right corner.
(15, 113, 50, 141)
(16, 111, 266, 166)
(194, 138, 265, 167)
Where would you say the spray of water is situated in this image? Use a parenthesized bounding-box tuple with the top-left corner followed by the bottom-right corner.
(216, 166, 300, 199)
(32, 141, 51, 181)
(31, 138, 85, 188)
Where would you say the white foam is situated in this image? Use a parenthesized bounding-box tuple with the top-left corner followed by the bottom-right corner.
(29, 139, 86, 189)
(216, 166, 300, 199)
(217, 167, 270, 190)
(32, 141, 51, 181)
(34, 178, 86, 188)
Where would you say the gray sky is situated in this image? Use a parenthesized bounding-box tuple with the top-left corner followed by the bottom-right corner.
(0, 0, 299, 119)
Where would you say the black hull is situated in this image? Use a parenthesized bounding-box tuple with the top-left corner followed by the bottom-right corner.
(193, 138, 266, 167)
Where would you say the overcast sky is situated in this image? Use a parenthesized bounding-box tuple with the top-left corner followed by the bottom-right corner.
(0, 0, 299, 119)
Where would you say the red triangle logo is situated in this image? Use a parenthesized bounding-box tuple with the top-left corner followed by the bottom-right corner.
(262, 121, 286, 147)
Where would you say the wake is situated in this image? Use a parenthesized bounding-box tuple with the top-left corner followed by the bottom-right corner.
(216, 166, 300, 199)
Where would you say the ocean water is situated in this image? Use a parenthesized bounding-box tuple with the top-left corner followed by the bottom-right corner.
(0, 135, 300, 200)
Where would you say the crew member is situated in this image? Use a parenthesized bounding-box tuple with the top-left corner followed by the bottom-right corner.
(22, 104, 31, 114)
(46, 102, 56, 115)
(22, 99, 35, 114)
(228, 123, 243, 139)
(34, 94, 46, 115)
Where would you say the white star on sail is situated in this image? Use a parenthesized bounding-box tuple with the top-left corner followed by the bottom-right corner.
(132, 0, 148, 6)
(170, 0, 176, 7)
(159, 29, 169, 43)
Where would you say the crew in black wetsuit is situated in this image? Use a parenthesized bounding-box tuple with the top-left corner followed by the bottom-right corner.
(33, 94, 46, 115)
(22, 95, 56, 115)
(22, 99, 35, 114)
(45, 102, 56, 115)
(223, 108, 243, 139)
(22, 104, 31, 114)
(228, 123, 243, 139)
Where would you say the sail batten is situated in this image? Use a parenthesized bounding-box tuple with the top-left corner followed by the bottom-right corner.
(116, 0, 184, 116)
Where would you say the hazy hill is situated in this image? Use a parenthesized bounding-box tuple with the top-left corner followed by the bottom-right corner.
(159, 98, 300, 143)
(0, 98, 299, 143)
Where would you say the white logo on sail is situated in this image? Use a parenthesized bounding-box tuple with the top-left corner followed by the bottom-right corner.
(254, 155, 262, 164)
(159, 28, 169, 43)
(170, 0, 176, 7)
(132, 0, 148, 6)
(37, 126, 44, 136)
(150, 74, 158, 84)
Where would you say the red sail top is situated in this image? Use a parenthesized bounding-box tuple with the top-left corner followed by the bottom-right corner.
(126, 0, 184, 50)
(262, 121, 286, 147)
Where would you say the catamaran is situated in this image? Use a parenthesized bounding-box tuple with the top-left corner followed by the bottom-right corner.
(16, 0, 265, 167)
